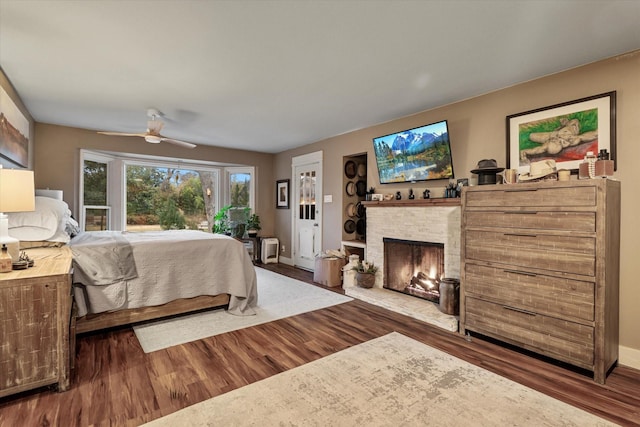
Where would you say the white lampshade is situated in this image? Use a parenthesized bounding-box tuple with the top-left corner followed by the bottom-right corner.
(0, 168, 35, 251)
(0, 168, 35, 213)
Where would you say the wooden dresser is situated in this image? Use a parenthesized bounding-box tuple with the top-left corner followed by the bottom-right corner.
(0, 246, 73, 397)
(460, 179, 620, 383)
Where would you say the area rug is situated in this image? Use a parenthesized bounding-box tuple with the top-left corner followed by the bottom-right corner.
(143, 332, 614, 426)
(133, 268, 352, 353)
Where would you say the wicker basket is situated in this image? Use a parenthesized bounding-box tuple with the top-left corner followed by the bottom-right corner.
(355, 272, 376, 288)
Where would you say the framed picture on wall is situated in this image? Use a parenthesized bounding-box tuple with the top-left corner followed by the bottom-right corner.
(0, 84, 29, 167)
(506, 91, 616, 174)
(276, 179, 289, 209)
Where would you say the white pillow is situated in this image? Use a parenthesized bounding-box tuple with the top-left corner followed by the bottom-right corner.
(44, 226, 72, 244)
(8, 196, 71, 241)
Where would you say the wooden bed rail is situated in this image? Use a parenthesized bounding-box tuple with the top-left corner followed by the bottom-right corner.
(74, 294, 230, 334)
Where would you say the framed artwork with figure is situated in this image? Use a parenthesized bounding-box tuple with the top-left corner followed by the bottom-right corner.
(276, 179, 289, 209)
(506, 91, 616, 174)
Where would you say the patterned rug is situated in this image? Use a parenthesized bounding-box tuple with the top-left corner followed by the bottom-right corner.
(133, 267, 352, 352)
(143, 332, 614, 426)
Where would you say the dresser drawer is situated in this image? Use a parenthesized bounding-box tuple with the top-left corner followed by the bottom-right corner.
(465, 185, 596, 208)
(465, 211, 596, 232)
(465, 230, 595, 275)
(464, 263, 594, 322)
(465, 297, 594, 366)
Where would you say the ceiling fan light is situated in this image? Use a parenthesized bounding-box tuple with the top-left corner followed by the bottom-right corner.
(145, 135, 162, 143)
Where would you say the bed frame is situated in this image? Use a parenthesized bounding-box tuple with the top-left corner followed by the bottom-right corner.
(74, 294, 230, 334)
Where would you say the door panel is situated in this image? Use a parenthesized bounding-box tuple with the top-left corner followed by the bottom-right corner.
(293, 153, 322, 270)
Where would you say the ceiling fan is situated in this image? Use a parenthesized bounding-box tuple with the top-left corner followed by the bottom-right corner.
(97, 109, 197, 149)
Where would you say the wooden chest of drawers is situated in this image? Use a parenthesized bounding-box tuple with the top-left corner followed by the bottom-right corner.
(460, 179, 620, 383)
(0, 247, 73, 397)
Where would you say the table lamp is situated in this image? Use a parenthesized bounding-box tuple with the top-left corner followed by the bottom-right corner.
(0, 167, 35, 261)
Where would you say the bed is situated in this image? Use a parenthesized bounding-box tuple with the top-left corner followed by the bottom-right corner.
(8, 195, 258, 334)
(70, 230, 258, 333)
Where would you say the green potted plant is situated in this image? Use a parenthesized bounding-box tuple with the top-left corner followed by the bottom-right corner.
(229, 207, 250, 238)
(213, 205, 232, 235)
(352, 260, 378, 288)
(246, 213, 261, 237)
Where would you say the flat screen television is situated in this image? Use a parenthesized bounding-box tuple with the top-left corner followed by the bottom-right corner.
(372, 120, 454, 184)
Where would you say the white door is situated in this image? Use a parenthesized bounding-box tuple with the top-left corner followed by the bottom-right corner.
(292, 152, 322, 271)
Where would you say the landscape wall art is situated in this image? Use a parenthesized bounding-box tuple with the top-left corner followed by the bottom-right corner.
(0, 84, 29, 167)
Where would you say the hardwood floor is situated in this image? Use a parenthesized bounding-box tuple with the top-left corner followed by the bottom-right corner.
(1, 263, 639, 426)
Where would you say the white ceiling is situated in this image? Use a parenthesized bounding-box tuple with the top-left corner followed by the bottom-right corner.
(1, 0, 639, 154)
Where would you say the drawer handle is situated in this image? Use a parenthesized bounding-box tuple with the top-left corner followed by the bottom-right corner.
(503, 269, 537, 277)
(503, 305, 537, 316)
(504, 233, 537, 238)
(504, 188, 538, 193)
(503, 211, 537, 215)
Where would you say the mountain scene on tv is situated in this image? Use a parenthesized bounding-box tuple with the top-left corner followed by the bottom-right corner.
(373, 121, 454, 183)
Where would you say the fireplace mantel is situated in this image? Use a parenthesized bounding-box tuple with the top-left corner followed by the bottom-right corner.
(362, 198, 460, 208)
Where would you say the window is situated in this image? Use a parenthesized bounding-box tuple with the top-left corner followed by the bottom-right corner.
(79, 150, 251, 233)
(227, 167, 254, 209)
(298, 170, 316, 220)
(82, 157, 111, 231)
(125, 164, 215, 231)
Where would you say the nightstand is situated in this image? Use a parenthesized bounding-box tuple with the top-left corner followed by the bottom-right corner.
(236, 236, 261, 263)
(0, 246, 73, 397)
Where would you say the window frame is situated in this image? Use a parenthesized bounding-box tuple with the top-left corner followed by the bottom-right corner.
(122, 159, 221, 231)
(79, 149, 253, 232)
(79, 150, 116, 231)
(225, 166, 255, 210)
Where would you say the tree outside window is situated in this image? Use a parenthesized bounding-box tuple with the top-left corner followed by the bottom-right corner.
(126, 165, 208, 231)
(83, 160, 107, 205)
(83, 159, 110, 231)
(229, 172, 250, 207)
(80, 150, 249, 233)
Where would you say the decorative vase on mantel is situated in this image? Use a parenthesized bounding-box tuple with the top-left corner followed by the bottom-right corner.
(355, 272, 376, 288)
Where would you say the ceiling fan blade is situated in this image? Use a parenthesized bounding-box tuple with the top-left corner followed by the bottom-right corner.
(98, 131, 147, 137)
(161, 137, 197, 149)
(99, 109, 194, 148)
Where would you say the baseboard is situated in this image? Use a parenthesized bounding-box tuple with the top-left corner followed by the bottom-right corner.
(278, 256, 294, 266)
(619, 345, 640, 370)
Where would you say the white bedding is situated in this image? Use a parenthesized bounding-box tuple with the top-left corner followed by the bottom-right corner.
(70, 230, 257, 317)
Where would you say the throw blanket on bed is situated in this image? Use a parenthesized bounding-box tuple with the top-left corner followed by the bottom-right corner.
(69, 230, 257, 317)
(70, 231, 138, 285)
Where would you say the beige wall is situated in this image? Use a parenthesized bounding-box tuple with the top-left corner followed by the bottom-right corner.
(33, 123, 277, 235)
(274, 50, 640, 353)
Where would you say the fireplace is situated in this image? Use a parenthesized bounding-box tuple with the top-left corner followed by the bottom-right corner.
(343, 201, 461, 332)
(383, 238, 444, 302)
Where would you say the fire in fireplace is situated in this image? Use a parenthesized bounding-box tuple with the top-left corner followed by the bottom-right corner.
(383, 237, 444, 303)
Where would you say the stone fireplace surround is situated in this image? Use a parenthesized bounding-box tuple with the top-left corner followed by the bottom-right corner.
(344, 199, 461, 332)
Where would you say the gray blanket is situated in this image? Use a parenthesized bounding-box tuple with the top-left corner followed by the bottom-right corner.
(69, 231, 138, 285)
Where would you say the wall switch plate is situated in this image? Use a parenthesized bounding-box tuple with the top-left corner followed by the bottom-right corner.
(323, 194, 332, 203)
